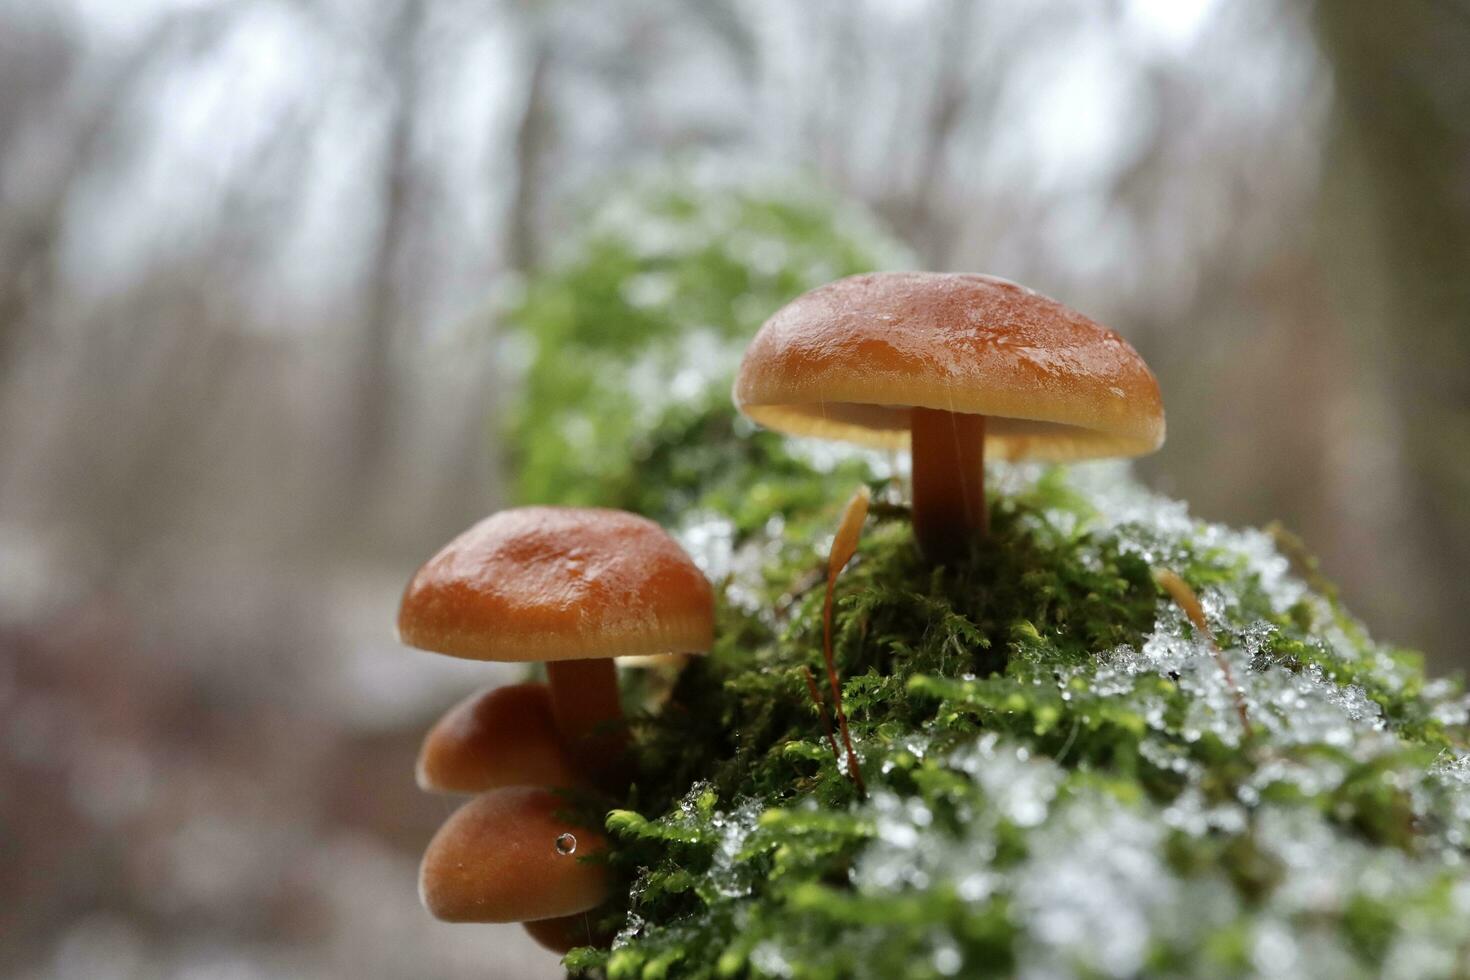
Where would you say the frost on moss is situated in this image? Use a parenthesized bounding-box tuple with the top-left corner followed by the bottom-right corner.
(499, 163, 908, 515)
(505, 173, 1470, 978)
(567, 449, 1470, 980)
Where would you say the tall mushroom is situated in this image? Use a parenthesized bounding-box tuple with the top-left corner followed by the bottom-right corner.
(398, 506, 715, 782)
(734, 272, 1165, 563)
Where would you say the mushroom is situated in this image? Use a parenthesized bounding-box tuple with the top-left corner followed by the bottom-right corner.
(398, 506, 715, 781)
(416, 683, 580, 794)
(522, 912, 613, 954)
(734, 272, 1164, 563)
(419, 786, 608, 923)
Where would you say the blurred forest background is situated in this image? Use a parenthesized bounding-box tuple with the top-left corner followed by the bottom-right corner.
(2, 1, 1468, 977)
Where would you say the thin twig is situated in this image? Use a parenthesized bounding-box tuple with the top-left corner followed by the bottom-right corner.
(802, 666, 840, 761)
(1154, 568, 1251, 734)
(824, 486, 871, 796)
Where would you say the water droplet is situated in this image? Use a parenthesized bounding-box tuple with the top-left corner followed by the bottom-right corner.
(555, 833, 577, 856)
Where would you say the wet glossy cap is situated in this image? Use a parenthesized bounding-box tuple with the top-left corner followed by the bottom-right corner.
(419, 786, 609, 923)
(398, 507, 715, 663)
(734, 272, 1165, 461)
(416, 683, 580, 794)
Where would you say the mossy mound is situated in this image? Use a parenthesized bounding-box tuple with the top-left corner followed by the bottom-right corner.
(546, 446, 1464, 980)
(500, 169, 1470, 978)
(566, 445, 1470, 979)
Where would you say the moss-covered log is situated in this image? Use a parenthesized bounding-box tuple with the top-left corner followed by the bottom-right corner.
(499, 171, 1470, 978)
(562, 448, 1470, 979)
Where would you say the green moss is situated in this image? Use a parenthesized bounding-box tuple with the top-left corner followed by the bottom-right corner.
(549, 414, 1470, 978)
(500, 165, 907, 517)
(508, 172, 1470, 978)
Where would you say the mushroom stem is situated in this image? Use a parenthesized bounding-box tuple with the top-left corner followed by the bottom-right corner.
(909, 407, 987, 563)
(545, 658, 627, 782)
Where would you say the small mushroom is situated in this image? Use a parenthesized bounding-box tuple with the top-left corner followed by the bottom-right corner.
(419, 786, 608, 923)
(522, 913, 613, 954)
(416, 683, 580, 794)
(734, 272, 1165, 562)
(398, 507, 715, 781)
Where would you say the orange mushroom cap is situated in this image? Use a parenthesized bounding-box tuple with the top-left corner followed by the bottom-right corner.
(397, 507, 715, 663)
(419, 786, 609, 923)
(416, 683, 580, 794)
(734, 271, 1165, 461)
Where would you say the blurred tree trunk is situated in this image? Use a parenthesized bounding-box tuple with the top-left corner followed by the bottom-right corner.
(349, 0, 425, 500)
(1313, 2, 1470, 661)
(908, 0, 976, 267)
(0, 10, 229, 382)
(507, 33, 553, 273)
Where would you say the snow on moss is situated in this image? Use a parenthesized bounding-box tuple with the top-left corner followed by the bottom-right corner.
(506, 176, 1468, 980)
(563, 456, 1470, 980)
